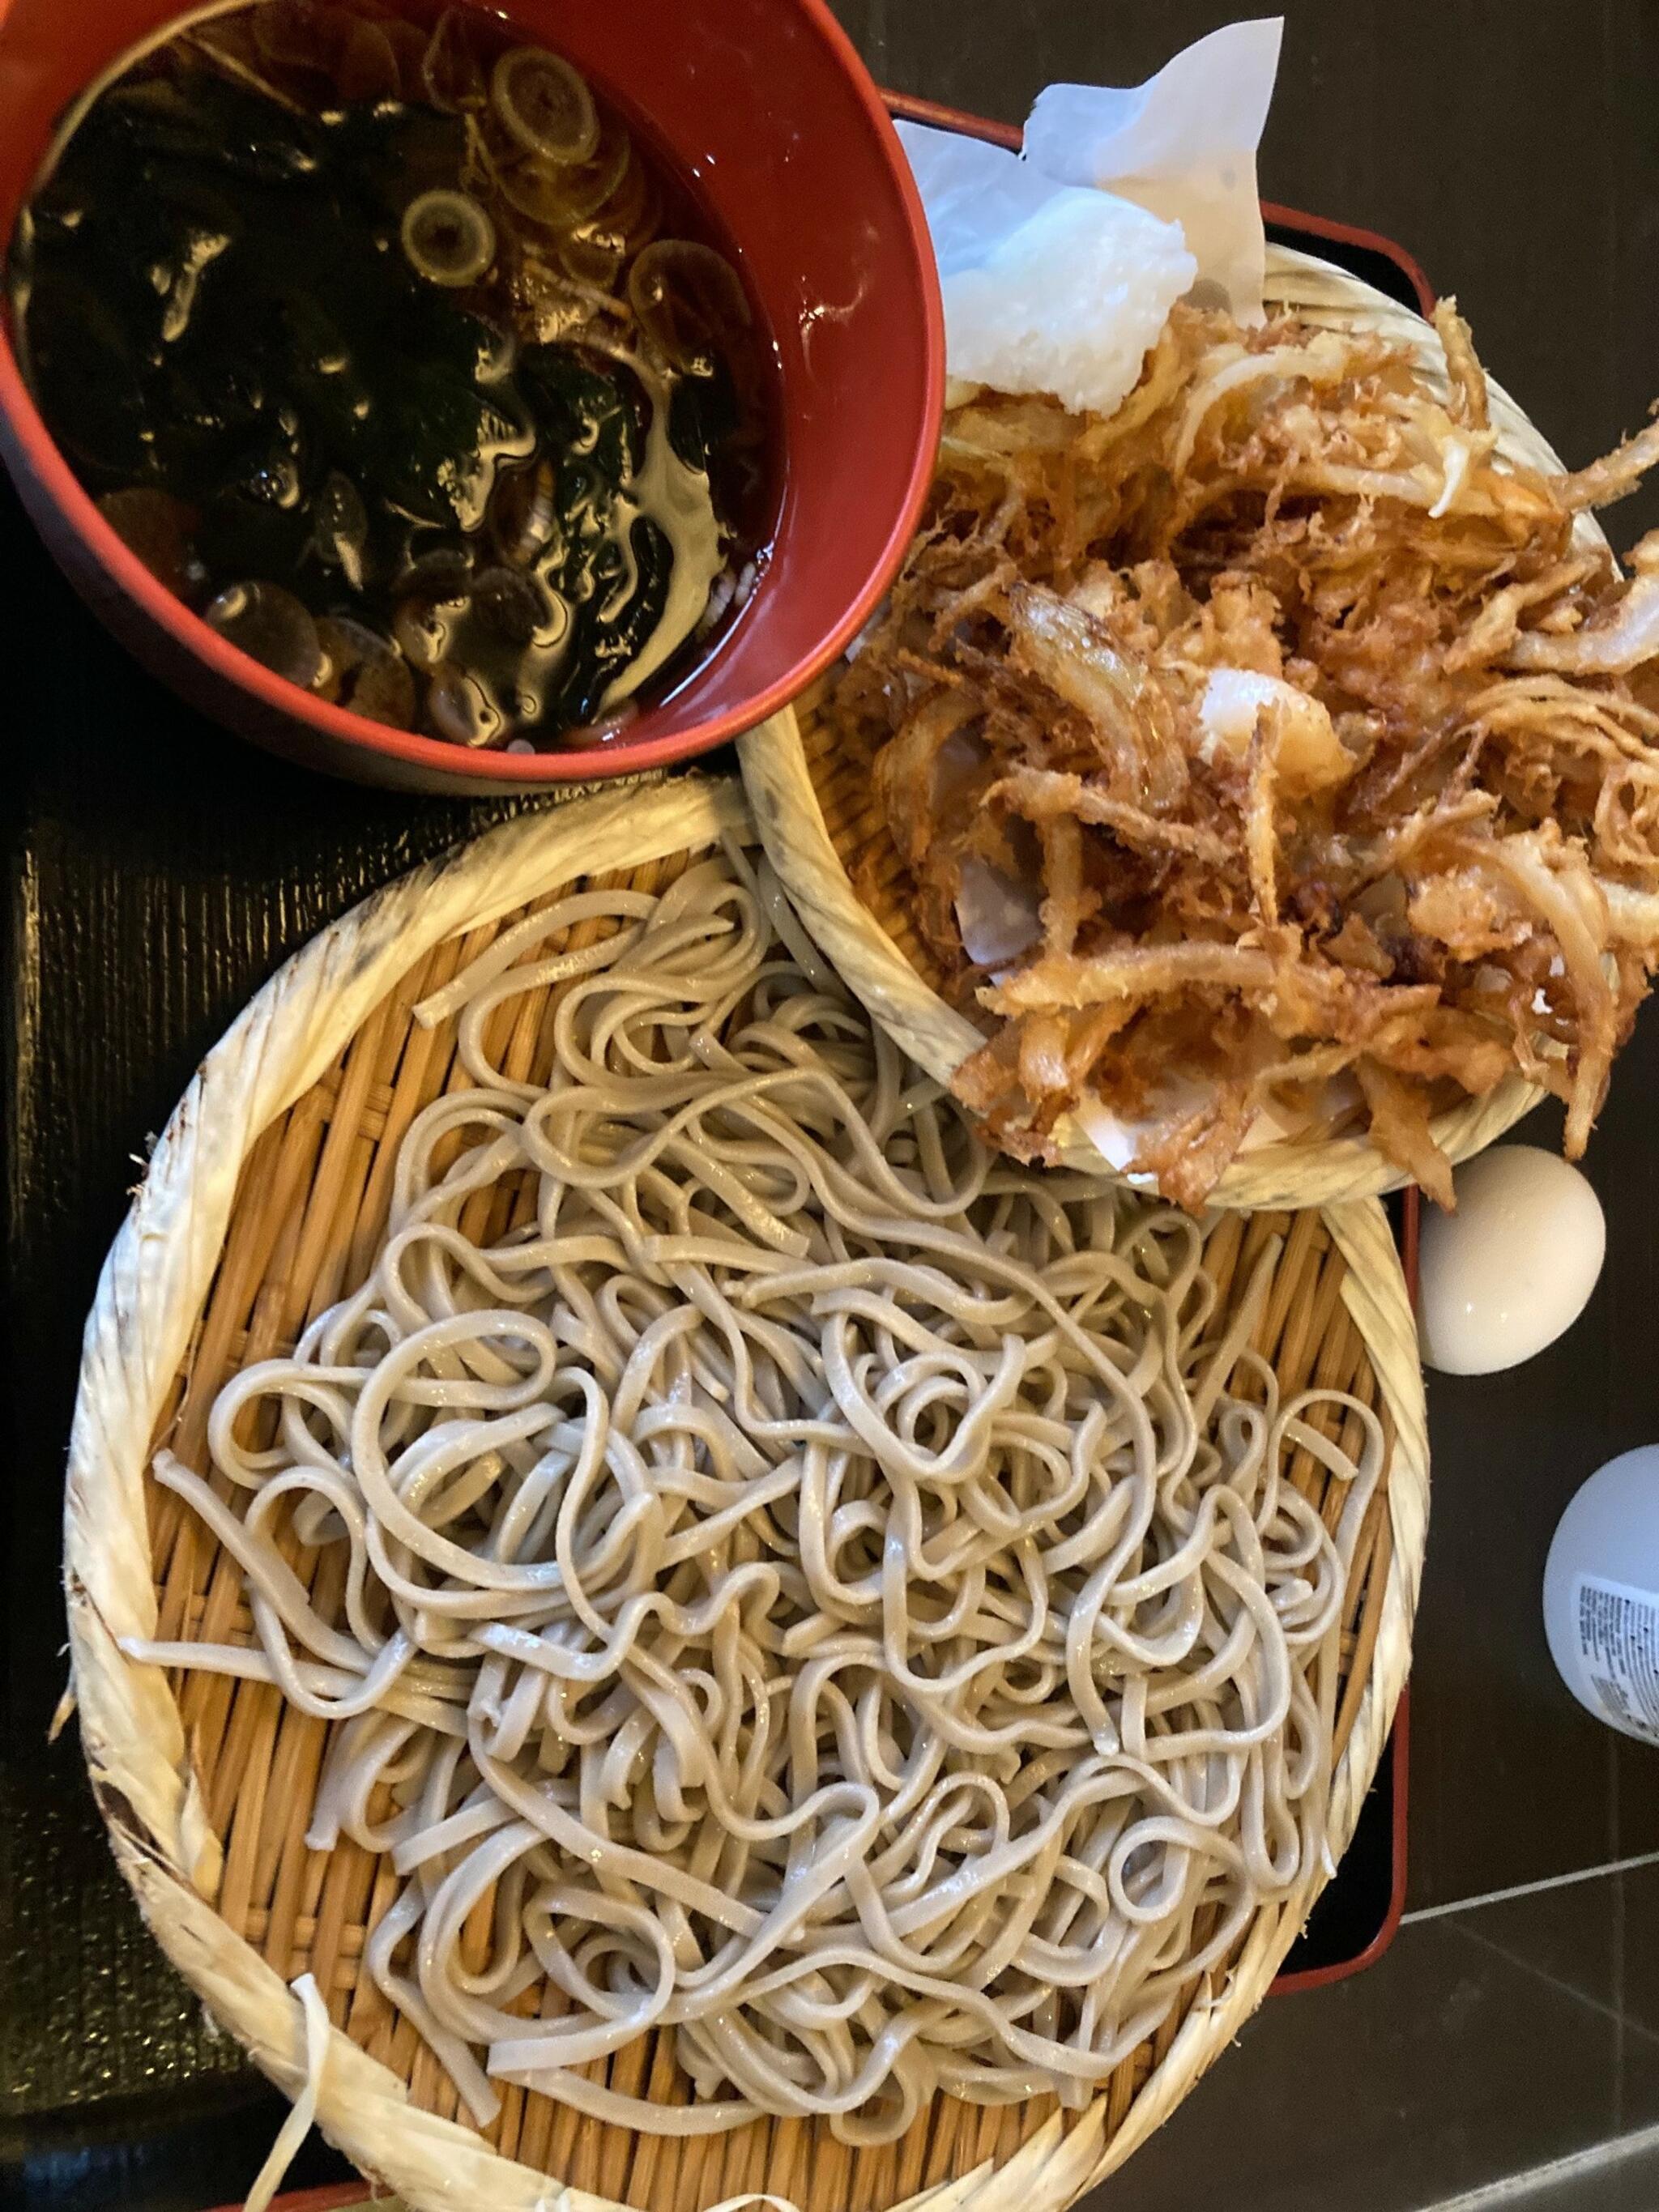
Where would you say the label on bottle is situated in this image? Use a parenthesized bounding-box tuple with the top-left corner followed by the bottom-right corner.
(1575, 1575, 1659, 1742)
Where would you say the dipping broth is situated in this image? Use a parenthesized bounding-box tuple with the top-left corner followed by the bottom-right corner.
(6, 0, 778, 749)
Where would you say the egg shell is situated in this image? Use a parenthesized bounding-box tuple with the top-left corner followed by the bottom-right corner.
(1418, 1144, 1605, 1376)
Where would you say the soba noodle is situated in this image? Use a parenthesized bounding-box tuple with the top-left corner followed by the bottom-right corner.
(127, 842, 1383, 2145)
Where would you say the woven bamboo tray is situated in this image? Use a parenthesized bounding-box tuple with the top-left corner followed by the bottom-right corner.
(738, 242, 1616, 1213)
(63, 774, 1427, 2212)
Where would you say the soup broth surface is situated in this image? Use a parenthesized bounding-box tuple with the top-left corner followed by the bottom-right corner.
(8, 0, 777, 748)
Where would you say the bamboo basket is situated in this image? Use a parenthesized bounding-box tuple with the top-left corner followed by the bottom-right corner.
(738, 243, 1611, 1212)
(64, 774, 1428, 2212)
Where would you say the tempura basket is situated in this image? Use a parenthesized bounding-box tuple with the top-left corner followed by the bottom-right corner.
(63, 774, 1427, 2212)
(740, 242, 1613, 1213)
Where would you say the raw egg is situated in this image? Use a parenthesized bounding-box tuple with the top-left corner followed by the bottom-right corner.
(1418, 1144, 1605, 1376)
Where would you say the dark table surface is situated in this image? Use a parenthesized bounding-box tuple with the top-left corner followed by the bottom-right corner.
(6, 3, 1659, 2209)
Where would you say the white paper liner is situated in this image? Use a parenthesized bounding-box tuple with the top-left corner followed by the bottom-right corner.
(1025, 19, 1283, 321)
(897, 18, 1283, 413)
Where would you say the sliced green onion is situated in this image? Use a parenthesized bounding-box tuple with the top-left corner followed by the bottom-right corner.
(490, 48, 599, 164)
(420, 7, 487, 113)
(497, 121, 629, 229)
(400, 189, 495, 288)
(628, 239, 750, 377)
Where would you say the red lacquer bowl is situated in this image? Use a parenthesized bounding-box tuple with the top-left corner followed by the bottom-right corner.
(0, 0, 943, 793)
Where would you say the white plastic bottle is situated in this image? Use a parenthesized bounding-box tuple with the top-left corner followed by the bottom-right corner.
(1543, 1446, 1659, 1745)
